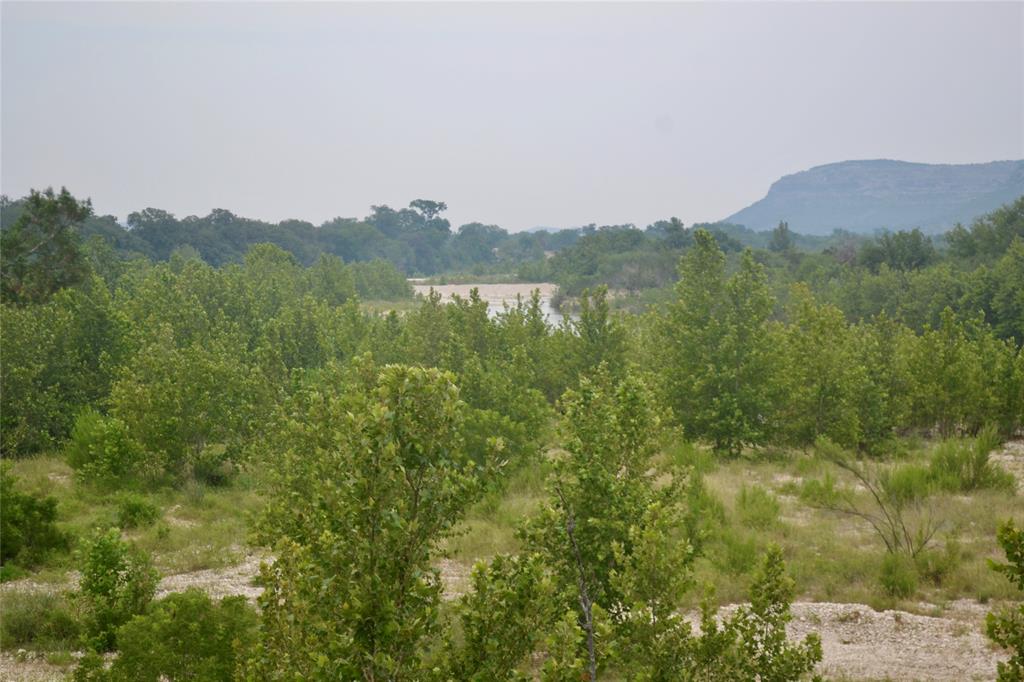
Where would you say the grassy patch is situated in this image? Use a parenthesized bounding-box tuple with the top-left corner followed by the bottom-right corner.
(6, 455, 264, 578)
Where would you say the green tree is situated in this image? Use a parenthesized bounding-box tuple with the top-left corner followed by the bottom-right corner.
(987, 520, 1024, 681)
(769, 221, 794, 253)
(660, 231, 778, 455)
(245, 363, 491, 681)
(694, 549, 822, 681)
(109, 327, 265, 483)
(78, 528, 158, 652)
(778, 285, 865, 448)
(0, 187, 91, 305)
(440, 554, 556, 681)
(522, 369, 686, 679)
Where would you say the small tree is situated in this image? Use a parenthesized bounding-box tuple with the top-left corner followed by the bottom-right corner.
(691, 549, 822, 681)
(987, 520, 1024, 681)
(522, 368, 689, 679)
(660, 231, 778, 455)
(78, 528, 158, 652)
(440, 554, 556, 681)
(245, 363, 492, 681)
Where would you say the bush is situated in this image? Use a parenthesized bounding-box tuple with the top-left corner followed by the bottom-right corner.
(879, 553, 917, 598)
(987, 520, 1024, 681)
(66, 408, 147, 485)
(95, 589, 258, 682)
(915, 539, 962, 586)
(0, 463, 69, 567)
(736, 484, 781, 530)
(0, 591, 82, 651)
(78, 528, 158, 652)
(115, 494, 159, 530)
(929, 426, 1014, 493)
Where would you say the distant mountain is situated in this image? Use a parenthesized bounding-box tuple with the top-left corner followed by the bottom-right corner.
(725, 159, 1024, 234)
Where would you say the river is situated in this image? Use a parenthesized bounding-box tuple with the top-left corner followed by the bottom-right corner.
(409, 282, 566, 325)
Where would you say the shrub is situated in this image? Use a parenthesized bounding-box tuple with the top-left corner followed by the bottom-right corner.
(929, 426, 1014, 493)
(0, 462, 69, 567)
(78, 528, 158, 651)
(115, 494, 159, 530)
(915, 538, 963, 587)
(441, 554, 555, 680)
(879, 553, 917, 598)
(987, 520, 1024, 681)
(98, 589, 258, 682)
(736, 484, 781, 530)
(0, 591, 82, 651)
(812, 439, 944, 558)
(66, 408, 147, 485)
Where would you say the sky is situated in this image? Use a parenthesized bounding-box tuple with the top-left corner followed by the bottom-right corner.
(2, 2, 1022, 232)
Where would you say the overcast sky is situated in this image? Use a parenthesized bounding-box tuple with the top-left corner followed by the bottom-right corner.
(2, 2, 1022, 231)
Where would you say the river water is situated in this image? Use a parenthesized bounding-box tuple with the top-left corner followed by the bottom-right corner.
(410, 282, 566, 325)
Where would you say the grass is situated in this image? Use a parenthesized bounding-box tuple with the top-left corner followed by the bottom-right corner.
(0, 590, 82, 651)
(5, 454, 264, 578)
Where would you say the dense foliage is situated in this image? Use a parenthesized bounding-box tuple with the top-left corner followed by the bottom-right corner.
(1, 187, 1022, 680)
(0, 463, 68, 569)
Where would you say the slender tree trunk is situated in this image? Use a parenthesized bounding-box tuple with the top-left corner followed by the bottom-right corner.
(557, 485, 597, 680)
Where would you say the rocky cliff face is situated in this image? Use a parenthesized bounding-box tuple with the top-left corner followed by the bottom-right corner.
(726, 159, 1024, 234)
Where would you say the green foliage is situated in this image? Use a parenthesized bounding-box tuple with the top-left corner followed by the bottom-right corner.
(987, 520, 1024, 680)
(948, 195, 1024, 262)
(567, 286, 628, 382)
(0, 280, 123, 456)
(0, 187, 91, 305)
(115, 494, 159, 530)
(660, 231, 777, 455)
(246, 364, 490, 680)
(93, 589, 258, 682)
(78, 528, 158, 652)
(736, 484, 781, 530)
(902, 309, 1021, 438)
(929, 426, 1015, 493)
(715, 547, 823, 681)
(109, 328, 265, 484)
(523, 369, 693, 677)
(777, 285, 865, 449)
(67, 408, 147, 485)
(812, 439, 943, 558)
(857, 229, 937, 273)
(0, 591, 82, 651)
(441, 554, 556, 681)
(0, 463, 68, 567)
(879, 553, 918, 598)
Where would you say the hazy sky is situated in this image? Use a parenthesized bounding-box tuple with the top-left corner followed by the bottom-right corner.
(3, 2, 1022, 231)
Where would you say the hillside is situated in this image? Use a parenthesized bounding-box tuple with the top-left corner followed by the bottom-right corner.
(726, 159, 1024, 234)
